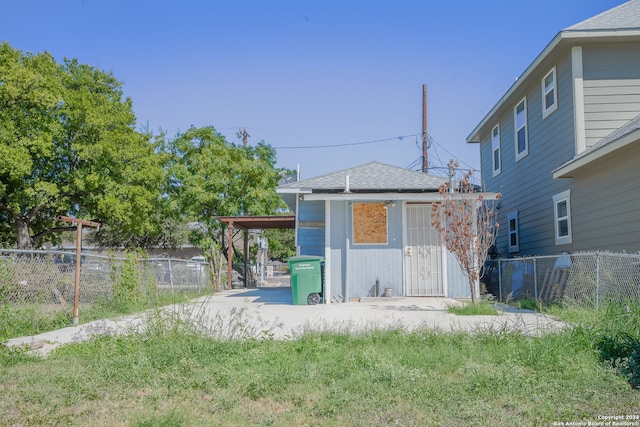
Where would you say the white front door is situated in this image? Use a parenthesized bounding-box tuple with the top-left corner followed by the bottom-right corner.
(404, 204, 444, 296)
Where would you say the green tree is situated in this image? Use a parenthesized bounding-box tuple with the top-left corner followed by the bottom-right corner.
(167, 126, 285, 288)
(264, 228, 295, 262)
(0, 43, 165, 249)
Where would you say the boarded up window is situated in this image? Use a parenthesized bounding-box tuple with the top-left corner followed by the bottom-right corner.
(353, 203, 388, 245)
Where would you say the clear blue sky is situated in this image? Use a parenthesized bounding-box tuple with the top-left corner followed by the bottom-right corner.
(2, 0, 625, 180)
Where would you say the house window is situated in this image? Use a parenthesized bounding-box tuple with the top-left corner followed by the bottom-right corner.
(514, 98, 529, 161)
(542, 67, 558, 118)
(552, 190, 572, 245)
(507, 210, 519, 253)
(352, 202, 388, 245)
(492, 124, 501, 176)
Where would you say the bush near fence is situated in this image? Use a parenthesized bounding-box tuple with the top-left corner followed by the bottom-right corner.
(0, 249, 212, 313)
(483, 252, 640, 308)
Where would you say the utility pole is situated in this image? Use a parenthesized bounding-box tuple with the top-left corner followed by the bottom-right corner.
(237, 128, 250, 147)
(422, 84, 428, 173)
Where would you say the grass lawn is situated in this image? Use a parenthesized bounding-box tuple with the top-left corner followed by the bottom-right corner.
(1, 302, 639, 426)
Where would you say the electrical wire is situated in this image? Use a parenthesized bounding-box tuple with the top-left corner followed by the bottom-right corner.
(272, 134, 419, 149)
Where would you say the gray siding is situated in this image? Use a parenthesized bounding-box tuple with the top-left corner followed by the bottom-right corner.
(564, 141, 640, 253)
(583, 45, 640, 148)
(481, 53, 576, 256)
(297, 200, 325, 256)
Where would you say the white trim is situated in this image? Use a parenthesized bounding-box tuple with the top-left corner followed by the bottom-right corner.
(301, 192, 501, 202)
(507, 210, 520, 253)
(295, 194, 300, 255)
(572, 46, 586, 155)
(324, 200, 331, 304)
(344, 200, 351, 301)
(492, 124, 501, 176)
(542, 66, 558, 119)
(276, 188, 312, 194)
(552, 190, 572, 245)
(401, 201, 407, 297)
(514, 97, 529, 161)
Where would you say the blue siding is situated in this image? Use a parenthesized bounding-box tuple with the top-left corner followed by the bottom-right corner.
(446, 251, 470, 298)
(329, 201, 347, 299)
(327, 201, 404, 300)
(297, 200, 325, 255)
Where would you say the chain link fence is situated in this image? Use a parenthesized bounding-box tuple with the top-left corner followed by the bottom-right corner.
(0, 249, 211, 312)
(482, 252, 640, 308)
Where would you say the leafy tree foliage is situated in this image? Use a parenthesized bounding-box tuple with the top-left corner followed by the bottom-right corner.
(0, 43, 165, 249)
(264, 228, 295, 262)
(166, 126, 286, 288)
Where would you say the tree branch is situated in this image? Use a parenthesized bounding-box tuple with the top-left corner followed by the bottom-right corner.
(32, 226, 77, 242)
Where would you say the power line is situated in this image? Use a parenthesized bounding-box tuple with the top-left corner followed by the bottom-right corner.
(272, 134, 419, 149)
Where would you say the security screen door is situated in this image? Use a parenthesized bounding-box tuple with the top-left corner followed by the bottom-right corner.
(404, 204, 444, 296)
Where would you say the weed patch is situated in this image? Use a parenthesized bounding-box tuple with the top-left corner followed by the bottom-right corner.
(447, 300, 500, 315)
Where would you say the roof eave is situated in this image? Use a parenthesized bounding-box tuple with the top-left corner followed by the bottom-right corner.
(301, 192, 500, 202)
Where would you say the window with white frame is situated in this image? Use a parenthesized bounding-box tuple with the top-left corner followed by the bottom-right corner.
(552, 190, 572, 245)
(507, 210, 519, 253)
(514, 97, 529, 161)
(492, 124, 501, 176)
(542, 67, 558, 118)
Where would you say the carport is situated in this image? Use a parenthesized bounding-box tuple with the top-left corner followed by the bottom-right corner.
(216, 215, 295, 289)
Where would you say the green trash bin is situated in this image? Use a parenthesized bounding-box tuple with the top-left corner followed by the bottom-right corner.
(288, 255, 324, 305)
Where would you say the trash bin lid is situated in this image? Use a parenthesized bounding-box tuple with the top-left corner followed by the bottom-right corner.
(288, 255, 325, 263)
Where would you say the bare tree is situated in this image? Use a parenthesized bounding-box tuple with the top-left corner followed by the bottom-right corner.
(431, 160, 501, 303)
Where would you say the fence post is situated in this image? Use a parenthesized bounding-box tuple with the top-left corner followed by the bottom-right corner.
(196, 265, 201, 293)
(498, 259, 502, 302)
(533, 257, 538, 300)
(168, 259, 174, 294)
(595, 252, 600, 310)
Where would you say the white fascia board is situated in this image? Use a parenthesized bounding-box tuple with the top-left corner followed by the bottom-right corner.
(301, 192, 501, 202)
(276, 188, 312, 194)
(561, 29, 640, 42)
(553, 129, 640, 178)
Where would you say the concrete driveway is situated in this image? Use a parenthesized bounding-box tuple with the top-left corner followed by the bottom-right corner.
(6, 283, 567, 355)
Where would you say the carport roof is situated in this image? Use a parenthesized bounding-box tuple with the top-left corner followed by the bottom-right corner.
(215, 215, 295, 231)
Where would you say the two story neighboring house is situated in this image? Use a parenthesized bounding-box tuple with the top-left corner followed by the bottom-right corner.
(466, 0, 640, 257)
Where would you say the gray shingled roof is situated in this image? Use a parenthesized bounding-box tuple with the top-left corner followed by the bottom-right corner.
(565, 0, 640, 32)
(277, 161, 447, 192)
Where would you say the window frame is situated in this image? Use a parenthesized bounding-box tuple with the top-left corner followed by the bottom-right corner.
(514, 97, 529, 161)
(552, 190, 572, 245)
(542, 66, 558, 119)
(507, 210, 519, 253)
(491, 124, 501, 176)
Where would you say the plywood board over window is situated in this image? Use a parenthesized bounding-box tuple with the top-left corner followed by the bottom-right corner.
(353, 202, 388, 244)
